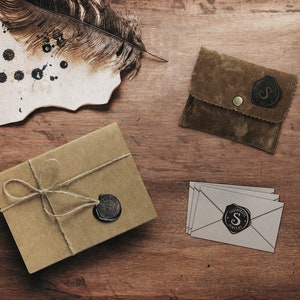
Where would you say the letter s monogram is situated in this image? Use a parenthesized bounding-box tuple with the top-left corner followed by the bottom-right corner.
(231, 212, 241, 226)
(258, 86, 272, 100)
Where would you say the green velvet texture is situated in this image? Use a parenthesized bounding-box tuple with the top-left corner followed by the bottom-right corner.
(179, 47, 298, 153)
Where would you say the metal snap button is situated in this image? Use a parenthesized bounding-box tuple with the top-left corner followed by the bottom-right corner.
(232, 96, 243, 107)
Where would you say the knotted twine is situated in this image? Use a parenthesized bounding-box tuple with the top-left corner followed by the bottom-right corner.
(0, 152, 131, 255)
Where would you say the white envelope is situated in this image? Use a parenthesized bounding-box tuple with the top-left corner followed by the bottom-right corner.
(187, 182, 278, 234)
(190, 186, 284, 252)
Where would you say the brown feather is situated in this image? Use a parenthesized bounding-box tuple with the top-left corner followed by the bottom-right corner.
(0, 0, 146, 77)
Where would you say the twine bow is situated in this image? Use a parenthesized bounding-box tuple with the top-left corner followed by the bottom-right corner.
(1, 153, 131, 254)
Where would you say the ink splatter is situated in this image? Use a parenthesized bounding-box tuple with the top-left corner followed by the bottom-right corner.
(2, 23, 8, 33)
(14, 70, 24, 81)
(50, 75, 58, 81)
(3, 49, 15, 61)
(60, 61, 68, 69)
(57, 37, 66, 48)
(42, 63, 48, 71)
(37, 33, 56, 53)
(42, 43, 52, 53)
(0, 72, 7, 83)
(53, 29, 66, 48)
(32, 68, 43, 80)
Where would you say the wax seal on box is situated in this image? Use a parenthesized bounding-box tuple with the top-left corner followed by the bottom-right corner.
(222, 203, 251, 234)
(93, 194, 122, 222)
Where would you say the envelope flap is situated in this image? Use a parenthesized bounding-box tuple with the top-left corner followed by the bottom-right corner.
(251, 207, 283, 247)
(200, 186, 283, 219)
(191, 221, 275, 253)
(190, 47, 298, 124)
(191, 191, 223, 231)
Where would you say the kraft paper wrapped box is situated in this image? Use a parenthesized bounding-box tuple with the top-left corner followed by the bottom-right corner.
(0, 123, 157, 273)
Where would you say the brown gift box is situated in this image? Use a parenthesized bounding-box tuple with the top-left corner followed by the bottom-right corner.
(179, 47, 298, 153)
(0, 123, 157, 273)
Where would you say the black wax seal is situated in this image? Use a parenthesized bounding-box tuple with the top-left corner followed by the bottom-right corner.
(222, 204, 251, 234)
(251, 75, 282, 108)
(93, 194, 122, 222)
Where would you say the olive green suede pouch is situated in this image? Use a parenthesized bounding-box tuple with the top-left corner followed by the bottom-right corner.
(179, 47, 298, 153)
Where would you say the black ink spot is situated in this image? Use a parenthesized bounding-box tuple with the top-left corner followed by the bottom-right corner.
(57, 38, 66, 48)
(19, 108, 22, 113)
(50, 75, 58, 81)
(0, 72, 7, 83)
(42, 64, 48, 71)
(42, 43, 52, 53)
(60, 61, 68, 69)
(31, 68, 43, 80)
(3, 49, 15, 61)
(2, 22, 8, 33)
(14, 70, 24, 81)
(53, 29, 66, 48)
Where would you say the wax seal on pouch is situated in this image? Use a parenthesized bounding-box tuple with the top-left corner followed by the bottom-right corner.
(93, 194, 122, 222)
(222, 204, 251, 234)
(251, 75, 282, 108)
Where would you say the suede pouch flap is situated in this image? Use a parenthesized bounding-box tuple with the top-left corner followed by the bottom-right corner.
(190, 47, 298, 124)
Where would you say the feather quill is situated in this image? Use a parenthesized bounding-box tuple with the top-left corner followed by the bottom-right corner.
(0, 0, 165, 78)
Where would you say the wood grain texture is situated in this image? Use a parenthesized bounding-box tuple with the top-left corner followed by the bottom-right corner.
(0, 0, 299, 299)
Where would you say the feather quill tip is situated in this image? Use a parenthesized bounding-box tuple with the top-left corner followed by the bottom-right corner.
(145, 51, 168, 63)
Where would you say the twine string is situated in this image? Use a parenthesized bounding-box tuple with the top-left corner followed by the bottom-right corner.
(0, 152, 131, 254)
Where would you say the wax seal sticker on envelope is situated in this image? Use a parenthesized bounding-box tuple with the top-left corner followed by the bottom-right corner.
(186, 182, 284, 252)
(222, 204, 251, 234)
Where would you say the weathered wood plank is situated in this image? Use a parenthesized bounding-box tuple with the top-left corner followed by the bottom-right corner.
(0, 0, 299, 299)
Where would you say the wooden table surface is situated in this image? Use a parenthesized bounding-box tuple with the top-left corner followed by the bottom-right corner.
(0, 0, 299, 299)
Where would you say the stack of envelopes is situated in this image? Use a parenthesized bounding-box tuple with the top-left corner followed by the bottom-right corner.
(186, 182, 284, 252)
